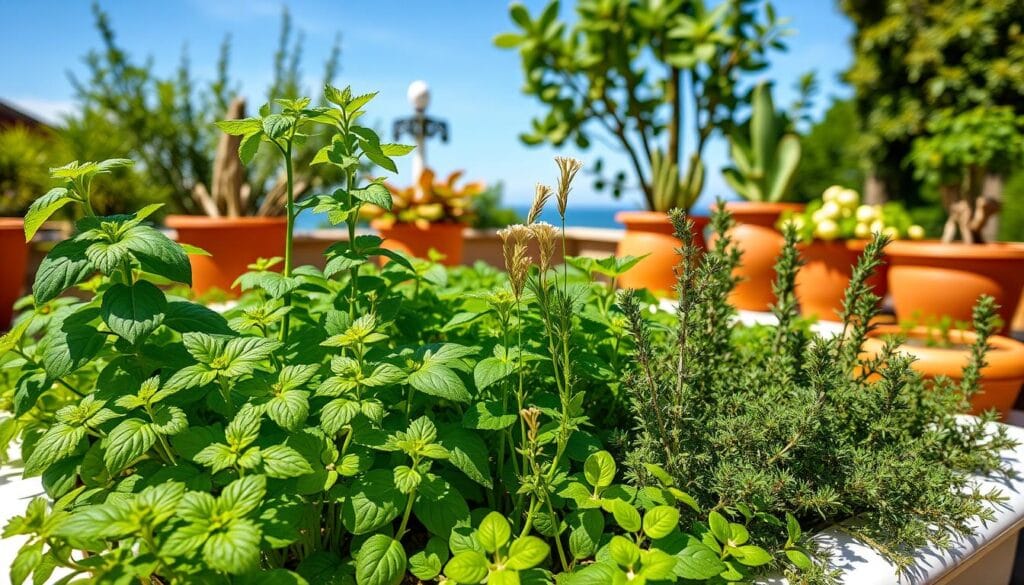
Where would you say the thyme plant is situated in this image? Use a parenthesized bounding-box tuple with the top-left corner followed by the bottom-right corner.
(620, 207, 1015, 578)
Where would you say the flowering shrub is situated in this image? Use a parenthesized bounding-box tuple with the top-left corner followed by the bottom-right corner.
(364, 167, 486, 228)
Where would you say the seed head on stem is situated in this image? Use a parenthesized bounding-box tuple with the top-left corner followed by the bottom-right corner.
(527, 183, 554, 225)
(554, 156, 583, 219)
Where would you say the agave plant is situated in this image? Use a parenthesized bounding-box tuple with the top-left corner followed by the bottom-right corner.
(650, 150, 703, 212)
(722, 82, 801, 203)
(365, 168, 486, 228)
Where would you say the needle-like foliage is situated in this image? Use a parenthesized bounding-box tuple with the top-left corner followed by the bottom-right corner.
(620, 205, 1015, 578)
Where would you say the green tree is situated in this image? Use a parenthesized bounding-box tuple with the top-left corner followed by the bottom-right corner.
(841, 0, 1024, 207)
(496, 0, 789, 211)
(67, 3, 341, 216)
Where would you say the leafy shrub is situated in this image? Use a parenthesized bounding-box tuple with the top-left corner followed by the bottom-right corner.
(0, 85, 1012, 585)
(0, 86, 788, 585)
(620, 208, 1014, 573)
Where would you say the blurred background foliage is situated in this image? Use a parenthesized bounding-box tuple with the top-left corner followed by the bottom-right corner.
(2, 0, 1024, 239)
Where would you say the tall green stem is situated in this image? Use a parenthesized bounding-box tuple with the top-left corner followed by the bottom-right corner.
(280, 139, 296, 344)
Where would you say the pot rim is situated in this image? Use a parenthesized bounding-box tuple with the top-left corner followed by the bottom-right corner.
(886, 240, 1024, 260)
(0, 217, 25, 229)
(614, 210, 709, 226)
(721, 201, 805, 214)
(164, 215, 287, 229)
(865, 325, 1024, 377)
(371, 219, 467, 231)
(795, 238, 874, 252)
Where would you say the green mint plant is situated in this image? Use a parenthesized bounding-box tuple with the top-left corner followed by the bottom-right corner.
(8, 86, 799, 585)
(619, 206, 1015, 580)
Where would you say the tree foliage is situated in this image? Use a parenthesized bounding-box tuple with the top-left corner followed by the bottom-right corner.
(841, 0, 1024, 205)
(497, 0, 789, 211)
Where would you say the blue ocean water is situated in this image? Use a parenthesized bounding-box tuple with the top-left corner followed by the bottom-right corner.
(295, 200, 716, 230)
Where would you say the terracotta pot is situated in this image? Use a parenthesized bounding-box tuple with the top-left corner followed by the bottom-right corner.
(886, 241, 1024, 333)
(615, 211, 709, 294)
(862, 325, 1024, 420)
(165, 215, 287, 295)
(372, 221, 465, 267)
(0, 218, 28, 329)
(723, 202, 804, 311)
(795, 239, 888, 322)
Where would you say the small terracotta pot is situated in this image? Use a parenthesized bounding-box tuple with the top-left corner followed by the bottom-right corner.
(0, 218, 28, 329)
(795, 239, 888, 321)
(723, 202, 804, 311)
(372, 220, 465, 267)
(165, 215, 287, 295)
(615, 211, 709, 294)
(886, 241, 1024, 333)
(862, 325, 1024, 420)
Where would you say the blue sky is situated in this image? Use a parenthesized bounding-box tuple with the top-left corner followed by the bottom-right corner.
(0, 0, 853, 210)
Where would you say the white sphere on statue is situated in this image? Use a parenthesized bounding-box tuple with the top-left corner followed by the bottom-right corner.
(408, 80, 430, 111)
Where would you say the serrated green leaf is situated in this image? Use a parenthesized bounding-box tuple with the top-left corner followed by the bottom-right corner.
(204, 517, 262, 574)
(351, 183, 393, 211)
(341, 469, 403, 534)
(507, 536, 549, 570)
(24, 188, 74, 242)
(23, 423, 85, 476)
(355, 534, 405, 585)
(101, 281, 166, 344)
(439, 428, 492, 489)
(104, 418, 157, 473)
(409, 362, 470, 403)
(32, 238, 94, 303)
(445, 550, 489, 584)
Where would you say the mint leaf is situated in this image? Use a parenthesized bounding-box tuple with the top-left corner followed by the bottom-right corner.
(463, 401, 517, 430)
(221, 337, 282, 376)
(438, 428, 492, 489)
(39, 308, 106, 379)
(204, 517, 262, 574)
(355, 534, 405, 585)
(23, 423, 85, 476)
(477, 512, 511, 553)
(24, 188, 74, 242)
(474, 356, 512, 392)
(444, 551, 489, 584)
(163, 301, 233, 335)
(265, 390, 309, 431)
(409, 362, 471, 403)
(101, 281, 167, 344)
(104, 418, 158, 473)
(123, 226, 191, 285)
(408, 536, 448, 581)
(506, 536, 549, 570)
(341, 469, 403, 534)
(350, 184, 393, 211)
(676, 543, 727, 579)
(32, 238, 94, 303)
(220, 475, 266, 517)
(261, 445, 314, 479)
(215, 118, 262, 135)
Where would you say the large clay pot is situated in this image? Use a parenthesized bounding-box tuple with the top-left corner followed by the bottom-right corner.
(724, 202, 804, 311)
(795, 240, 888, 322)
(0, 218, 28, 329)
(615, 211, 709, 294)
(862, 325, 1024, 421)
(372, 220, 465, 267)
(886, 241, 1024, 333)
(165, 215, 286, 295)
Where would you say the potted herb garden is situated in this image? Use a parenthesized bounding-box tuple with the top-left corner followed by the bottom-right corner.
(1, 83, 1021, 585)
(365, 167, 484, 267)
(720, 82, 803, 311)
(779, 186, 923, 320)
(888, 106, 1024, 331)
